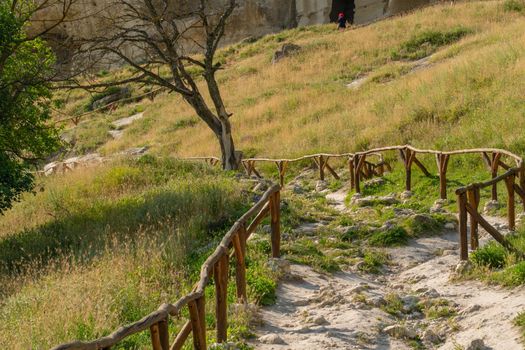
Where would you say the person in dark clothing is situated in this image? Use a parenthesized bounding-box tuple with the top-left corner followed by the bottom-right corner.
(337, 12, 347, 31)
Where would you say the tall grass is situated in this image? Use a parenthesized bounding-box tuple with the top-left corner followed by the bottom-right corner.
(57, 1, 525, 160)
(0, 157, 259, 349)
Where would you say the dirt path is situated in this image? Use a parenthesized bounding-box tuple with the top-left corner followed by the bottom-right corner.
(251, 187, 525, 350)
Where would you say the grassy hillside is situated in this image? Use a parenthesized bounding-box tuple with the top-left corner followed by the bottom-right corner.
(2, 1, 525, 349)
(56, 0, 525, 159)
(0, 158, 282, 348)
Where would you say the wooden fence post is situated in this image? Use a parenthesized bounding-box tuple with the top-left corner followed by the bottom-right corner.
(467, 188, 480, 250)
(349, 157, 355, 190)
(269, 190, 281, 258)
(214, 254, 229, 343)
(188, 298, 206, 350)
(457, 191, 469, 260)
(233, 226, 247, 302)
(401, 148, 416, 192)
(276, 161, 287, 187)
(150, 323, 162, 350)
(354, 154, 366, 194)
(505, 174, 516, 231)
(171, 321, 192, 350)
(491, 153, 502, 201)
(318, 156, 325, 181)
(437, 154, 450, 200)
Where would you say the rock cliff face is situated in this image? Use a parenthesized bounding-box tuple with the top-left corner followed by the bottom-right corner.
(34, 0, 435, 62)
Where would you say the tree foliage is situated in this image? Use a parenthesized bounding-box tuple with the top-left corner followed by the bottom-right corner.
(0, 1, 61, 213)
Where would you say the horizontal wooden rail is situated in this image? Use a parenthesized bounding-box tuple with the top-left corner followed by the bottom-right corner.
(52, 184, 281, 350)
(53, 144, 525, 350)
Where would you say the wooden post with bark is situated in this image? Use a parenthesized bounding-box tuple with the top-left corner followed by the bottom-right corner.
(349, 157, 355, 190)
(457, 191, 469, 261)
(188, 298, 206, 350)
(233, 225, 247, 302)
(270, 191, 281, 258)
(400, 148, 416, 192)
(436, 154, 450, 200)
(214, 254, 229, 343)
(490, 153, 502, 201)
(505, 174, 516, 231)
(467, 188, 480, 250)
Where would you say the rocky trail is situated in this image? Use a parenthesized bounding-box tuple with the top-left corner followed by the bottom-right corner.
(250, 185, 525, 350)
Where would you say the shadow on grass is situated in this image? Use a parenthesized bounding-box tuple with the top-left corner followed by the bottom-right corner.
(0, 187, 244, 276)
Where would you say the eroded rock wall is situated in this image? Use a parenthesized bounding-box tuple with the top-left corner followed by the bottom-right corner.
(32, 0, 436, 63)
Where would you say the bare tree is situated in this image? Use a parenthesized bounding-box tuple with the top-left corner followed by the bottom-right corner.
(60, 0, 241, 170)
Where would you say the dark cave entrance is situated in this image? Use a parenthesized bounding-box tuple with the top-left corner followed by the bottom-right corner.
(330, 0, 356, 24)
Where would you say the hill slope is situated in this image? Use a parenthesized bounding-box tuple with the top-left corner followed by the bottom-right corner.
(57, 0, 525, 160)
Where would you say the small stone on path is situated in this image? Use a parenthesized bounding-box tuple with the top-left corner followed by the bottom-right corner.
(259, 334, 286, 344)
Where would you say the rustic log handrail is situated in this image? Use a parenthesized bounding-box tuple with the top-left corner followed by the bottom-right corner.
(456, 169, 525, 261)
(53, 144, 525, 350)
(187, 145, 525, 262)
(190, 145, 523, 196)
(51, 184, 281, 350)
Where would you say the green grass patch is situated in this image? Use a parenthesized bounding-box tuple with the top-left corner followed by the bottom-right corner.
(465, 228, 525, 287)
(504, 0, 525, 13)
(391, 27, 472, 60)
(359, 249, 388, 274)
(514, 311, 525, 341)
(369, 226, 409, 247)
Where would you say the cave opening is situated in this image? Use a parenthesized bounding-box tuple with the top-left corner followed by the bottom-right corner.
(330, 0, 355, 24)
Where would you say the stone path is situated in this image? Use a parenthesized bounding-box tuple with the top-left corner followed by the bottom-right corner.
(251, 187, 525, 350)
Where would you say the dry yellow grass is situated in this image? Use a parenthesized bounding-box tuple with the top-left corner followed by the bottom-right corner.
(60, 1, 525, 160)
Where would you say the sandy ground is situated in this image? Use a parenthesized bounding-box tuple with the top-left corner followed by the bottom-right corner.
(250, 187, 525, 350)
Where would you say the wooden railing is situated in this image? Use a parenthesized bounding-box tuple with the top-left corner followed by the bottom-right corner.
(52, 145, 525, 350)
(195, 145, 522, 201)
(51, 184, 281, 350)
(456, 168, 525, 261)
(187, 145, 525, 260)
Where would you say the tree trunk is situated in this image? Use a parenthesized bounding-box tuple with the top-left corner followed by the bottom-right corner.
(218, 120, 238, 170)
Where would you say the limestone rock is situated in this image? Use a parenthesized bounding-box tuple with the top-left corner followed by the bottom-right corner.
(312, 315, 329, 325)
(259, 333, 286, 344)
(364, 177, 385, 188)
(422, 329, 442, 344)
(466, 339, 489, 350)
(268, 258, 291, 276)
(445, 222, 456, 230)
(459, 304, 481, 315)
(400, 190, 413, 199)
(483, 200, 500, 213)
(315, 180, 328, 192)
(108, 129, 124, 139)
(92, 86, 131, 110)
(383, 324, 417, 339)
(112, 112, 144, 129)
(419, 288, 440, 298)
(272, 43, 301, 64)
(455, 261, 472, 275)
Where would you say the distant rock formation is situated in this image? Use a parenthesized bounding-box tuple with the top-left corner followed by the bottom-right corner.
(32, 0, 435, 64)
